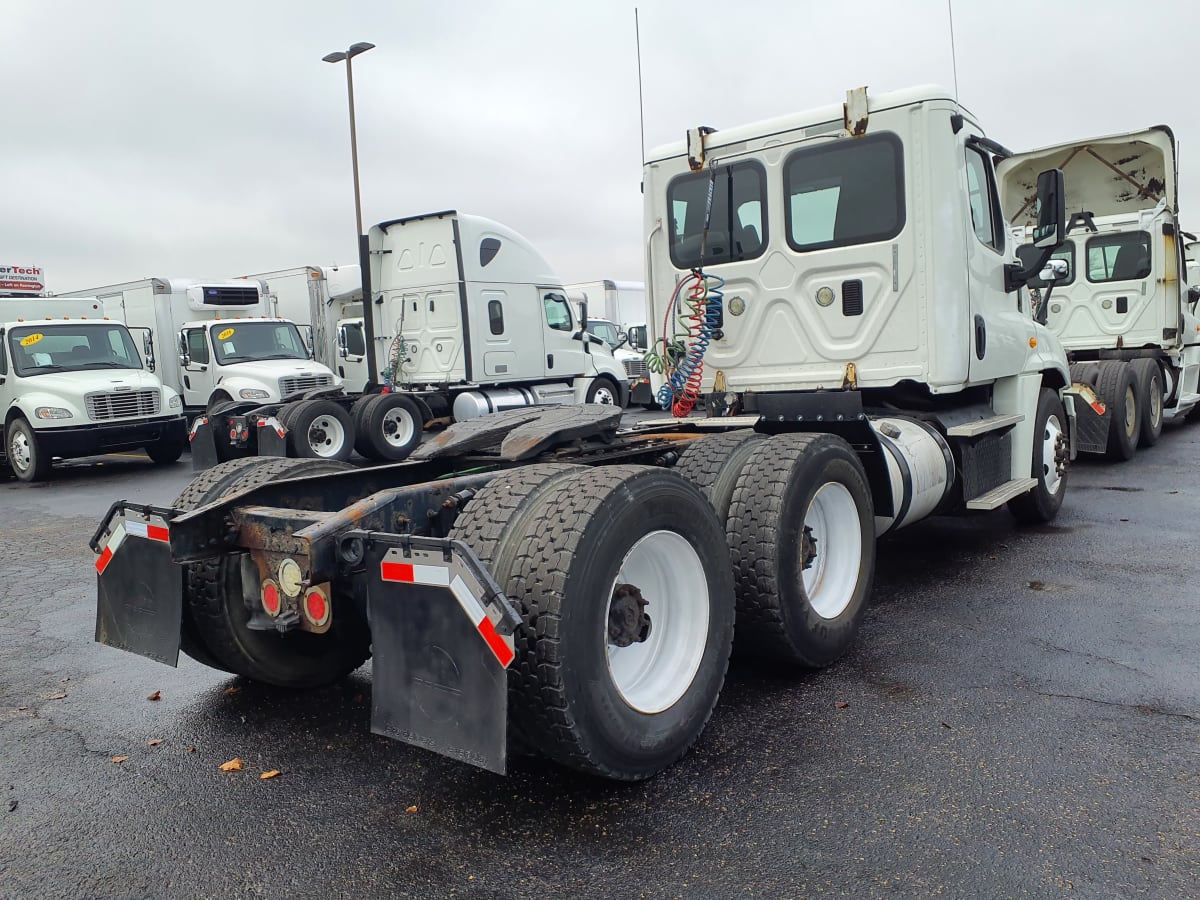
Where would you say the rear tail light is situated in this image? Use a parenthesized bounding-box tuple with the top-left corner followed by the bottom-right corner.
(261, 580, 282, 617)
(302, 586, 330, 628)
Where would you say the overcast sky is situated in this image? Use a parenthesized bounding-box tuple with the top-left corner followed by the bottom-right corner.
(3, 0, 1196, 294)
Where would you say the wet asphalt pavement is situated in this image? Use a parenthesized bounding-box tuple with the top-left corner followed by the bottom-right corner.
(1, 419, 1198, 898)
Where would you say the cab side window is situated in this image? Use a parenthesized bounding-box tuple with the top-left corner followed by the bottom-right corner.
(0, 337, 7, 376)
(543, 292, 573, 332)
(965, 146, 1004, 253)
(184, 328, 209, 364)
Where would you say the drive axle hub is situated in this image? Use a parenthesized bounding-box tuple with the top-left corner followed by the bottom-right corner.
(608, 583, 652, 647)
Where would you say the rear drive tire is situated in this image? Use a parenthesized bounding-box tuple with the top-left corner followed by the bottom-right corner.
(1008, 387, 1069, 524)
(350, 394, 380, 460)
(286, 399, 354, 461)
(178, 457, 368, 687)
(728, 433, 875, 668)
(1131, 358, 1163, 447)
(6, 418, 51, 483)
(1096, 360, 1139, 461)
(673, 430, 766, 523)
(468, 466, 735, 780)
(362, 393, 423, 461)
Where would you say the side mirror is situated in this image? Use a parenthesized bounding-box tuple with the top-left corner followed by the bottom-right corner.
(1188, 285, 1200, 306)
(577, 300, 590, 355)
(336, 326, 349, 359)
(141, 332, 156, 373)
(1032, 168, 1066, 249)
(180, 352, 190, 368)
(1005, 167, 1067, 292)
(1038, 258, 1069, 284)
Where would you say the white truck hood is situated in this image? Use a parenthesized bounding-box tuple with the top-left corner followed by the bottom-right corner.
(998, 127, 1177, 224)
(13, 368, 176, 425)
(215, 359, 339, 395)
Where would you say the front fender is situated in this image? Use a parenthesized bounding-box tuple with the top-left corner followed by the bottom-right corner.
(7, 391, 87, 425)
(214, 376, 281, 403)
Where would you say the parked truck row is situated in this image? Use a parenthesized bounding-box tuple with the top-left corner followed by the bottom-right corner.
(55, 216, 635, 469)
(94, 85, 1100, 781)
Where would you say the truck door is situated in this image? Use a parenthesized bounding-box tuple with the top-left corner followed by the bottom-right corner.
(964, 138, 1030, 383)
(477, 289, 544, 381)
(540, 289, 591, 377)
(180, 327, 215, 407)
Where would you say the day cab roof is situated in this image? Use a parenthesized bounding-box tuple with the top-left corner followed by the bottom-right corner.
(997, 127, 1177, 225)
(646, 84, 969, 163)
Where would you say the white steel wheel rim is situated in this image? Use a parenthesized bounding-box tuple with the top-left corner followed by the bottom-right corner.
(592, 385, 616, 405)
(307, 415, 345, 458)
(381, 406, 415, 448)
(605, 530, 710, 714)
(1042, 413, 1064, 496)
(802, 482, 863, 620)
(10, 430, 31, 472)
(1124, 385, 1136, 437)
(1150, 377, 1162, 428)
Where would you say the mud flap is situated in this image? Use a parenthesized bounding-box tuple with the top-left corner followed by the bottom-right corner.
(1066, 383, 1109, 455)
(188, 416, 219, 471)
(358, 533, 518, 775)
(92, 505, 183, 666)
(254, 416, 289, 457)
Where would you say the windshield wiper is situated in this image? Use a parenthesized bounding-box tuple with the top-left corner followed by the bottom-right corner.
(21, 364, 65, 373)
(82, 362, 137, 369)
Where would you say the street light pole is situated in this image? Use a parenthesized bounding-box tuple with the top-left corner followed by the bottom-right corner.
(323, 41, 379, 387)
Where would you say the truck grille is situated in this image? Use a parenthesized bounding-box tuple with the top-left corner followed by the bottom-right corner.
(622, 359, 649, 379)
(279, 374, 334, 396)
(85, 389, 160, 421)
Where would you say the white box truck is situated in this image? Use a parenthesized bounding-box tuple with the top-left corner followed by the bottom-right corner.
(1000, 127, 1200, 459)
(0, 296, 186, 481)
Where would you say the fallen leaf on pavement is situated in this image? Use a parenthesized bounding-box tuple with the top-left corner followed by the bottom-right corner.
(406, 805, 418, 814)
(835, 701, 849, 709)
(260, 770, 281, 780)
(147, 739, 162, 746)
(7, 800, 17, 812)
(187, 746, 196, 753)
(219, 758, 243, 772)
(16, 706, 28, 712)
(147, 690, 162, 701)
(112, 756, 129, 764)
(222, 687, 241, 696)
(46, 692, 67, 701)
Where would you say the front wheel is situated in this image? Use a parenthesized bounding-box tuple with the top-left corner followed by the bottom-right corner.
(1008, 387, 1069, 524)
(145, 435, 185, 465)
(6, 418, 51, 483)
(585, 376, 622, 406)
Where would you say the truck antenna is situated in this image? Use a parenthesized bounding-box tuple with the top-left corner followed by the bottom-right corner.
(947, 0, 960, 102)
(635, 8, 647, 167)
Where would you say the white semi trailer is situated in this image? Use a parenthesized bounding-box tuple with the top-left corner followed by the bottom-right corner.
(0, 297, 185, 481)
(999, 128, 1200, 459)
(90, 85, 1079, 782)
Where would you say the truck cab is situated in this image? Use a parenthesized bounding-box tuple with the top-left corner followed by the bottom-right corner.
(369, 212, 630, 412)
(0, 298, 185, 481)
(176, 315, 335, 410)
(999, 127, 1200, 457)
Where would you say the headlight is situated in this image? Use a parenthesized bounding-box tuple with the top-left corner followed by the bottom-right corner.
(239, 388, 271, 400)
(168, 394, 182, 409)
(35, 407, 72, 420)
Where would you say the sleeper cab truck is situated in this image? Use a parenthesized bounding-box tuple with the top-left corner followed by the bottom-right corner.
(90, 86, 1078, 782)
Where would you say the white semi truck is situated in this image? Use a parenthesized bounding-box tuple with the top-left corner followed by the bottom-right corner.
(90, 85, 1079, 782)
(999, 128, 1200, 459)
(0, 297, 186, 481)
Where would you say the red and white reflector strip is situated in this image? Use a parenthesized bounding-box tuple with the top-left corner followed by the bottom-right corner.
(381, 560, 515, 667)
(95, 519, 169, 574)
(188, 417, 209, 442)
(256, 416, 287, 438)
